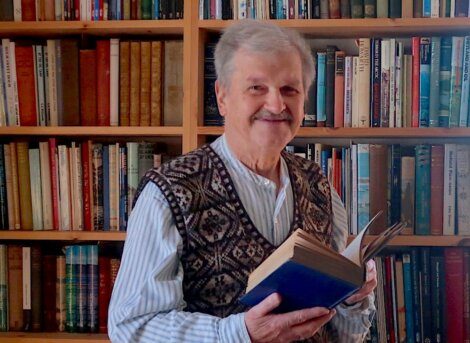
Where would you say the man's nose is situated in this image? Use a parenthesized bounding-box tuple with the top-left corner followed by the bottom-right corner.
(264, 89, 286, 114)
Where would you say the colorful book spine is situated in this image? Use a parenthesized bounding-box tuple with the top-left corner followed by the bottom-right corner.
(357, 144, 370, 231)
(88, 245, 99, 333)
(415, 144, 431, 235)
(56, 255, 66, 332)
(402, 253, 415, 343)
(371, 38, 381, 127)
(449, 36, 464, 127)
(65, 246, 78, 332)
(459, 36, 470, 127)
(76, 245, 88, 332)
(316, 52, 327, 125)
(429, 37, 441, 127)
(419, 37, 432, 127)
(439, 36, 453, 127)
(0, 145, 8, 229)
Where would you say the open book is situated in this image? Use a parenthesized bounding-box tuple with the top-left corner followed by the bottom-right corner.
(240, 213, 405, 312)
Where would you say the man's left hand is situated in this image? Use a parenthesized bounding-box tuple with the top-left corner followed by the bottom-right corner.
(344, 259, 377, 306)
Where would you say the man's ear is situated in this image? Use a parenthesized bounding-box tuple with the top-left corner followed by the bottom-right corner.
(215, 80, 227, 117)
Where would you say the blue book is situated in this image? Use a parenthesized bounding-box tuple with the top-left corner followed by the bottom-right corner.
(402, 253, 415, 343)
(410, 248, 422, 343)
(241, 221, 405, 312)
(357, 144, 370, 232)
(76, 245, 88, 333)
(276, 0, 284, 18)
(316, 52, 327, 125)
(87, 245, 99, 333)
(459, 36, 470, 127)
(153, 0, 160, 19)
(119, 146, 128, 231)
(419, 38, 431, 127)
(320, 149, 331, 176)
(414, 145, 431, 235)
(439, 37, 453, 127)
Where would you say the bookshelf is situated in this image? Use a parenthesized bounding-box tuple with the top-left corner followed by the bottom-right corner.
(0, 0, 469, 341)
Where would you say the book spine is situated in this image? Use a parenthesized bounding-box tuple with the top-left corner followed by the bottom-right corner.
(0, 145, 8, 229)
(456, 144, 470, 235)
(412, 37, 421, 128)
(109, 38, 119, 126)
(96, 40, 110, 126)
(419, 37, 431, 127)
(76, 245, 88, 332)
(87, 245, 99, 332)
(430, 250, 445, 343)
(371, 38, 381, 127)
(28, 149, 43, 230)
(65, 246, 77, 332)
(56, 255, 66, 332)
(443, 144, 456, 235)
(139, 41, 151, 126)
(22, 246, 31, 331)
(410, 248, 422, 343)
(316, 52, 326, 125)
(445, 248, 464, 342)
(402, 253, 415, 342)
(430, 145, 444, 235)
(429, 37, 441, 127)
(334, 50, 345, 127)
(119, 41, 130, 126)
(439, 36, 453, 127)
(389, 39, 396, 128)
(357, 144, 370, 231)
(415, 144, 431, 235)
(343, 56, 353, 127)
(0, 245, 7, 331)
(400, 156, 415, 235)
(17, 142, 33, 230)
(8, 245, 23, 331)
(357, 38, 371, 127)
(380, 39, 390, 127)
(459, 36, 470, 127)
(150, 41, 162, 126)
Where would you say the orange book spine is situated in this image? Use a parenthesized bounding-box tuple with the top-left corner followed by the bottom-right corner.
(129, 41, 141, 126)
(79, 50, 97, 126)
(96, 40, 110, 126)
(139, 41, 151, 126)
(8, 245, 23, 331)
(150, 41, 162, 126)
(15, 46, 37, 126)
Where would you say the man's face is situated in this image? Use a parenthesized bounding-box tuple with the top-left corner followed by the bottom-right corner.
(215, 49, 306, 156)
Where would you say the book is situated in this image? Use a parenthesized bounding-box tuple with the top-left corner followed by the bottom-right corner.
(240, 214, 405, 312)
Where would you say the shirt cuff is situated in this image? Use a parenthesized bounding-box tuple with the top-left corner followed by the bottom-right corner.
(219, 312, 251, 343)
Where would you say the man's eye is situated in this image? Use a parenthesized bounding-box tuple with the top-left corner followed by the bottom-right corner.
(249, 85, 264, 92)
(281, 86, 299, 95)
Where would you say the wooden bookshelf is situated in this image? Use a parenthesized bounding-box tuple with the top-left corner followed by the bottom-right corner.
(0, 332, 109, 342)
(0, 230, 125, 241)
(1, 0, 470, 340)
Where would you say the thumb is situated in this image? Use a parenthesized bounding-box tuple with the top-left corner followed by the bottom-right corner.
(250, 293, 282, 317)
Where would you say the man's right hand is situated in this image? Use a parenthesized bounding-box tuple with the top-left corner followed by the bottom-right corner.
(244, 293, 336, 343)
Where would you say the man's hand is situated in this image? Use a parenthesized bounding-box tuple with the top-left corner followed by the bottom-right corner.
(245, 293, 336, 343)
(344, 259, 377, 305)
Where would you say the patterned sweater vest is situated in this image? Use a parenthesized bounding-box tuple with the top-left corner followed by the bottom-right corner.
(134, 145, 339, 342)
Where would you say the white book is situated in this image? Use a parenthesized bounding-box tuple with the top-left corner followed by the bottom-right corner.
(450, 0, 455, 17)
(215, 0, 222, 19)
(351, 144, 358, 235)
(456, 144, 470, 235)
(344, 56, 353, 128)
(431, 0, 439, 17)
(39, 142, 53, 230)
(72, 144, 83, 230)
(110, 38, 120, 127)
(199, 0, 204, 19)
(58, 145, 71, 231)
(357, 38, 371, 127)
(459, 36, 470, 127)
(9, 41, 19, 127)
(22, 247, 31, 311)
(34, 45, 46, 126)
(46, 40, 58, 126)
(380, 39, 390, 127)
(55, 0, 63, 20)
(80, 0, 86, 20)
(1, 39, 14, 126)
(389, 38, 396, 128)
(314, 143, 323, 166)
(352, 56, 359, 127)
(126, 142, 139, 214)
(443, 144, 456, 235)
(13, 0, 21, 21)
(29, 148, 43, 230)
(0, 46, 7, 126)
(395, 42, 404, 128)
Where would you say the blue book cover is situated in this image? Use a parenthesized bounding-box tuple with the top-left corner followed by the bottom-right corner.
(153, 0, 160, 19)
(76, 245, 88, 333)
(439, 37, 452, 127)
(357, 144, 370, 232)
(422, 0, 431, 16)
(87, 245, 99, 333)
(410, 248, 422, 343)
(402, 253, 415, 343)
(459, 36, 470, 127)
(419, 38, 431, 127)
(414, 145, 431, 235)
(389, 144, 401, 226)
(65, 246, 78, 333)
(276, 0, 284, 18)
(119, 146, 128, 231)
(316, 52, 327, 124)
(429, 37, 441, 127)
(430, 249, 444, 343)
(240, 260, 360, 312)
(320, 149, 331, 177)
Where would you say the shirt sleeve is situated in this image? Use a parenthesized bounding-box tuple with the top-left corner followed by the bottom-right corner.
(107, 182, 251, 343)
(329, 187, 376, 343)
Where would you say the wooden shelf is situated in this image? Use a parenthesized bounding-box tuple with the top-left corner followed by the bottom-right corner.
(0, 20, 184, 37)
(0, 126, 183, 137)
(199, 18, 470, 37)
(0, 332, 109, 342)
(198, 126, 470, 139)
(0, 231, 125, 241)
(353, 235, 470, 246)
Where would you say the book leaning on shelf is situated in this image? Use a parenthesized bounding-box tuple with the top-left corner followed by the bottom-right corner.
(240, 213, 405, 313)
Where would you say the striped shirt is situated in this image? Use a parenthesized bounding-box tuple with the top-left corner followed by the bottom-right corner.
(108, 135, 375, 343)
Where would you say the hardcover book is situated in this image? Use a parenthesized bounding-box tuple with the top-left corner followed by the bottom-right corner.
(240, 214, 405, 312)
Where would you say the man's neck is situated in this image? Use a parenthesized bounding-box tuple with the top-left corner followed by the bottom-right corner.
(224, 135, 282, 188)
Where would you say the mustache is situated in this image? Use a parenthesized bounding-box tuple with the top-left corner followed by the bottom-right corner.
(253, 109, 293, 121)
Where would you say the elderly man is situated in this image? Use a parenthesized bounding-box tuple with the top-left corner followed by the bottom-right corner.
(108, 20, 376, 343)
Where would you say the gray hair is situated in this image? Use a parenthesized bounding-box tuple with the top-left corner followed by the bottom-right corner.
(214, 20, 315, 92)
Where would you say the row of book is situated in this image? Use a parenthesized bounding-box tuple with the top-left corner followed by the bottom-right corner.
(199, 0, 470, 19)
(0, 38, 183, 127)
(0, 0, 184, 21)
(368, 247, 470, 342)
(286, 143, 470, 236)
(0, 244, 121, 333)
(0, 140, 168, 231)
(205, 36, 470, 128)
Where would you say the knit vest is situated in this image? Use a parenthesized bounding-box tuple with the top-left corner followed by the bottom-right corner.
(134, 145, 339, 342)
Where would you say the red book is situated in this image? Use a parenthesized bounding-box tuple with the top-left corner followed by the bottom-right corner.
(15, 46, 37, 126)
(82, 141, 93, 231)
(98, 256, 111, 333)
(96, 40, 110, 126)
(48, 138, 60, 230)
(445, 248, 464, 342)
(79, 50, 97, 126)
(74, 0, 80, 19)
(334, 51, 345, 128)
(430, 145, 444, 235)
(411, 37, 420, 128)
(21, 0, 36, 21)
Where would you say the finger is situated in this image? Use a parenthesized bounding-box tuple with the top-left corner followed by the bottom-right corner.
(249, 292, 282, 317)
(278, 306, 331, 327)
(282, 309, 336, 341)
